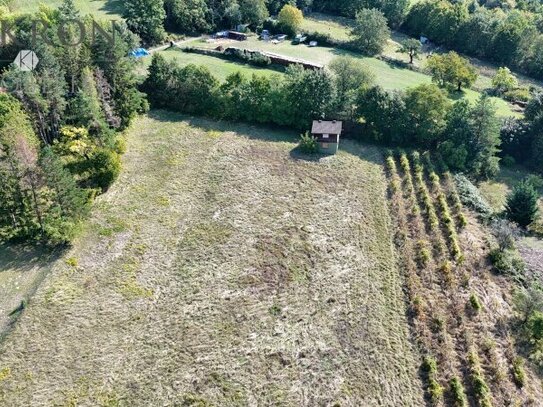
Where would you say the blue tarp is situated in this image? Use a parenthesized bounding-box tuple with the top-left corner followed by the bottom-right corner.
(130, 48, 150, 58)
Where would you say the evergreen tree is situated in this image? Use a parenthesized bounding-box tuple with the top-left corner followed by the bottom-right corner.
(92, 22, 148, 129)
(59, 0, 80, 20)
(39, 147, 90, 243)
(506, 180, 540, 227)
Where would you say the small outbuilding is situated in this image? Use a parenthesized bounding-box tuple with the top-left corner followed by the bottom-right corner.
(311, 120, 342, 155)
(227, 31, 248, 41)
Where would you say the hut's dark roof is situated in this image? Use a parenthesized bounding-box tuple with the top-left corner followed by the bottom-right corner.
(311, 120, 343, 135)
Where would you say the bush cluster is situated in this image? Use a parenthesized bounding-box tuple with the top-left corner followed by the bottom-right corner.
(422, 356, 444, 405)
(449, 377, 468, 407)
(453, 175, 493, 216)
(298, 132, 318, 154)
(489, 248, 525, 278)
(467, 350, 493, 407)
(144, 54, 335, 131)
(404, 1, 543, 79)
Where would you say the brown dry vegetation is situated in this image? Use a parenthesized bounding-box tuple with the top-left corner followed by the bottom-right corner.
(385, 150, 543, 407)
(0, 112, 423, 406)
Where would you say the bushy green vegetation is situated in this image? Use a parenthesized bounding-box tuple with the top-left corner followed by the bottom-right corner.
(449, 376, 468, 407)
(422, 356, 444, 405)
(298, 131, 317, 153)
(467, 350, 493, 407)
(351, 8, 390, 55)
(501, 95, 543, 177)
(0, 1, 146, 244)
(144, 53, 336, 130)
(404, 0, 543, 79)
(124, 0, 166, 45)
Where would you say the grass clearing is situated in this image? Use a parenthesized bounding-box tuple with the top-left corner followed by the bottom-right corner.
(138, 47, 281, 80)
(9, 0, 124, 19)
(0, 111, 423, 406)
(0, 245, 60, 337)
(301, 12, 353, 41)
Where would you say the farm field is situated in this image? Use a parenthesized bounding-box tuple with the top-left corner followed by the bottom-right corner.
(0, 111, 423, 406)
(9, 0, 124, 19)
(384, 150, 543, 405)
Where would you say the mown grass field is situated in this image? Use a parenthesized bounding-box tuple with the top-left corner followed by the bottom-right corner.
(10, 0, 124, 19)
(139, 47, 281, 81)
(0, 111, 423, 406)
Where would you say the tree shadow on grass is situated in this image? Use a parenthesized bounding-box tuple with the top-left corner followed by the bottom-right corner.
(98, 0, 125, 17)
(147, 109, 385, 167)
(0, 243, 63, 274)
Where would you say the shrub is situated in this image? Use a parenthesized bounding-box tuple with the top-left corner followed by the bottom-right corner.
(88, 149, 122, 192)
(453, 174, 493, 216)
(428, 377, 444, 405)
(305, 31, 342, 48)
(422, 356, 443, 405)
(298, 132, 318, 154)
(502, 155, 516, 167)
(458, 213, 468, 229)
(528, 311, 543, 341)
(467, 350, 492, 407)
(503, 88, 531, 103)
(491, 219, 517, 251)
(422, 355, 438, 374)
(469, 293, 483, 313)
(512, 357, 526, 388)
(439, 261, 453, 285)
(449, 377, 468, 407)
(224, 48, 272, 66)
(489, 248, 525, 277)
(416, 240, 431, 267)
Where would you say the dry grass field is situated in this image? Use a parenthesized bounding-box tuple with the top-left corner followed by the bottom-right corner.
(0, 112, 423, 406)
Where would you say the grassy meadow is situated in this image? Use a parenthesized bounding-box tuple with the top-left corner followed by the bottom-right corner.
(176, 36, 518, 117)
(9, 0, 124, 19)
(0, 111, 423, 406)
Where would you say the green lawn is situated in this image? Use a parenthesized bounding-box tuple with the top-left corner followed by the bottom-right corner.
(138, 47, 281, 81)
(10, 0, 124, 19)
(301, 12, 353, 41)
(185, 37, 518, 117)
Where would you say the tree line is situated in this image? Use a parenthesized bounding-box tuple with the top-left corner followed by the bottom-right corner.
(403, 0, 543, 79)
(144, 53, 511, 181)
(0, 0, 146, 244)
(124, 0, 305, 44)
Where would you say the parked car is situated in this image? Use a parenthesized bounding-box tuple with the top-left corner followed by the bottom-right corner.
(293, 34, 307, 44)
(309, 41, 318, 47)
